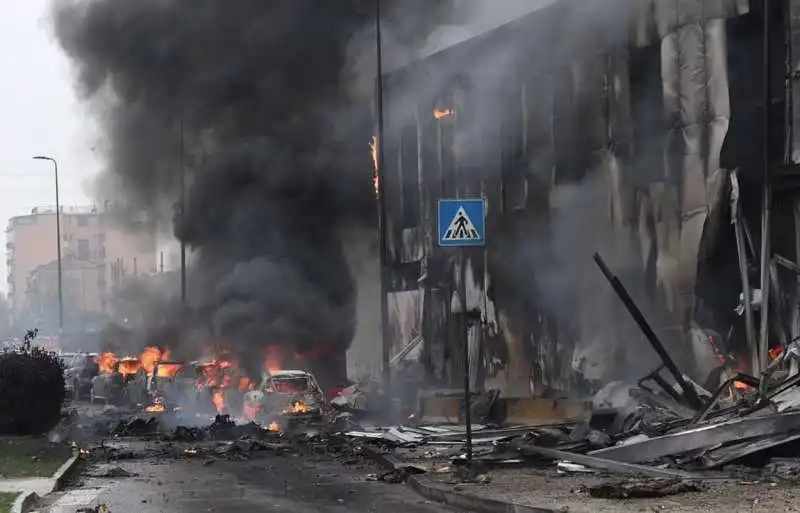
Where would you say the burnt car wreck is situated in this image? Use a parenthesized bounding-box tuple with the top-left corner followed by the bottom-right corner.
(244, 370, 325, 427)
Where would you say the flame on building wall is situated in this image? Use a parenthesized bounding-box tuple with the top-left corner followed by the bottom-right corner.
(369, 136, 379, 197)
(433, 108, 454, 120)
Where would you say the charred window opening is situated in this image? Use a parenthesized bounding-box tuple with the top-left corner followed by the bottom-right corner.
(399, 124, 420, 229)
(433, 75, 473, 196)
(552, 66, 583, 184)
(436, 92, 457, 195)
(522, 74, 555, 211)
(501, 79, 527, 212)
(629, 44, 665, 189)
(723, 7, 786, 182)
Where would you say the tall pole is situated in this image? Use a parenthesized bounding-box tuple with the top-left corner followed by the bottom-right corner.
(33, 156, 63, 332)
(376, 0, 392, 401)
(757, 0, 773, 374)
(460, 250, 473, 463)
(180, 115, 187, 306)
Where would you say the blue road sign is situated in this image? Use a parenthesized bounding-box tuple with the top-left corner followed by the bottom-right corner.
(438, 198, 485, 247)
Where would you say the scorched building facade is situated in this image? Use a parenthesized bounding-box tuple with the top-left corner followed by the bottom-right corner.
(379, 0, 800, 396)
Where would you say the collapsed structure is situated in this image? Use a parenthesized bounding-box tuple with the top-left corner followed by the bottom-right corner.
(378, 0, 800, 397)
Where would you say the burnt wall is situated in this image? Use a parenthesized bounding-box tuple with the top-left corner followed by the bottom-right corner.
(381, 0, 780, 396)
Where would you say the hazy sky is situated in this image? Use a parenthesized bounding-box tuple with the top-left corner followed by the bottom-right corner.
(0, 0, 100, 292)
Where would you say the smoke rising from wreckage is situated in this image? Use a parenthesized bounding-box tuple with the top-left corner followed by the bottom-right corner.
(51, 0, 469, 378)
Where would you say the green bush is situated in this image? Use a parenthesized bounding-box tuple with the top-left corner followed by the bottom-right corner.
(0, 330, 65, 435)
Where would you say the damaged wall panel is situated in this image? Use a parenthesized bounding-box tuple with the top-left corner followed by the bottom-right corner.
(380, 0, 761, 398)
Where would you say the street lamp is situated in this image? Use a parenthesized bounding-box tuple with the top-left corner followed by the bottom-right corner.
(32, 155, 63, 332)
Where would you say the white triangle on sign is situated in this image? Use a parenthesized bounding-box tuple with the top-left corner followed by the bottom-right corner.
(443, 206, 481, 241)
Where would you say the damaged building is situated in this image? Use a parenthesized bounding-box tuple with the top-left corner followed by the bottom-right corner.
(378, 0, 800, 397)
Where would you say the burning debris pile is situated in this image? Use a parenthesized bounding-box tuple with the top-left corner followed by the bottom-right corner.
(329, 253, 800, 499)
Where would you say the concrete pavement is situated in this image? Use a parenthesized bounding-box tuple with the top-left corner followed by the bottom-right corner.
(34, 450, 457, 512)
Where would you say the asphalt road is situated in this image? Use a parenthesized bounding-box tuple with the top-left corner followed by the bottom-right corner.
(38, 447, 457, 513)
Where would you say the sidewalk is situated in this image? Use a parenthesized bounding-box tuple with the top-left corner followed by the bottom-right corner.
(0, 479, 55, 497)
(368, 446, 800, 513)
(0, 456, 81, 513)
(421, 466, 800, 513)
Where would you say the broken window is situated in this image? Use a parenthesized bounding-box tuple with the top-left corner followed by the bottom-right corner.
(270, 377, 310, 394)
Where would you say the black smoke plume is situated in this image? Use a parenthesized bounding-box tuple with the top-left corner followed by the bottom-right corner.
(52, 0, 457, 373)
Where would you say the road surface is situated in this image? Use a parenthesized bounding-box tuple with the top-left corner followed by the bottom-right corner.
(36, 446, 455, 513)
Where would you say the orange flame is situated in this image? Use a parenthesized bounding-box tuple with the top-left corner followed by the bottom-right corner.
(145, 397, 166, 413)
(118, 358, 141, 376)
(769, 347, 784, 361)
(267, 421, 280, 432)
(264, 346, 283, 375)
(140, 346, 169, 376)
(212, 390, 225, 414)
(369, 136, 379, 197)
(96, 347, 171, 376)
(238, 377, 253, 391)
(96, 352, 117, 374)
(433, 108, 454, 120)
(156, 363, 182, 378)
(282, 401, 311, 414)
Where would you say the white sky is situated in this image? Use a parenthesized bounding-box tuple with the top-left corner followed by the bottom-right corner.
(0, 1, 100, 293)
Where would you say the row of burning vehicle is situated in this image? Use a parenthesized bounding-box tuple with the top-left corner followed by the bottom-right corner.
(62, 348, 325, 426)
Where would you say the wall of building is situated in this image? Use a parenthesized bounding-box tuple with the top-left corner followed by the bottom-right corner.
(381, 0, 760, 397)
(26, 259, 106, 329)
(6, 205, 158, 331)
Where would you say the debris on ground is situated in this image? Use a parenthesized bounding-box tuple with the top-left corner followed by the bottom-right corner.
(86, 465, 137, 478)
(585, 479, 706, 499)
(76, 506, 109, 513)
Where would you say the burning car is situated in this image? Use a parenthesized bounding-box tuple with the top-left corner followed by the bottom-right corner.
(90, 357, 141, 405)
(196, 359, 252, 416)
(143, 361, 184, 409)
(63, 352, 100, 400)
(243, 370, 324, 424)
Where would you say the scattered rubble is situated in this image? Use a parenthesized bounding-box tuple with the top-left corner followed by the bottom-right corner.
(52, 254, 800, 508)
(585, 479, 706, 499)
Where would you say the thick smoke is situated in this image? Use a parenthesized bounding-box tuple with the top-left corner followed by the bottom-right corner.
(52, 0, 459, 371)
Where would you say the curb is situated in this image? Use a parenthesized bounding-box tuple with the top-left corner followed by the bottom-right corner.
(360, 446, 558, 513)
(406, 478, 557, 513)
(10, 454, 83, 513)
(52, 454, 83, 491)
(11, 492, 39, 513)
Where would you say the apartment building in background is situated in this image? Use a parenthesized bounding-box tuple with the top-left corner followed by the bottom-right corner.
(6, 205, 157, 332)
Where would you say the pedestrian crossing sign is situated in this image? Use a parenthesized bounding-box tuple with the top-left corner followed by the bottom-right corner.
(438, 198, 485, 247)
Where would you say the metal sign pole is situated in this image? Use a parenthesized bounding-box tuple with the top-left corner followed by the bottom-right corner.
(460, 248, 472, 465)
(437, 197, 483, 466)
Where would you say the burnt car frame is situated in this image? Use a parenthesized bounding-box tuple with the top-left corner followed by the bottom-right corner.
(244, 370, 325, 424)
(90, 358, 141, 405)
(63, 352, 99, 400)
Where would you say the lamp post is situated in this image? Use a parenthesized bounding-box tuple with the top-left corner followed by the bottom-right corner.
(179, 115, 186, 306)
(32, 156, 63, 332)
(375, 0, 392, 401)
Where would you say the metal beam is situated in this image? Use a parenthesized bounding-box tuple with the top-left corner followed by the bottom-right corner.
(593, 253, 703, 410)
(517, 444, 708, 480)
(590, 411, 800, 463)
